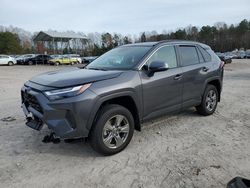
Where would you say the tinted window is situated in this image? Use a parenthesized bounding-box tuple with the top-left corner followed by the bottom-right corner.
(198, 46, 211, 62)
(179, 46, 199, 66)
(147, 46, 177, 68)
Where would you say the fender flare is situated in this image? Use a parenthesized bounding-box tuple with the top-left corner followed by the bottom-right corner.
(86, 91, 142, 131)
(203, 77, 222, 101)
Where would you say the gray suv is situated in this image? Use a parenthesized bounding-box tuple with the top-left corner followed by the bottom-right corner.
(21, 40, 224, 155)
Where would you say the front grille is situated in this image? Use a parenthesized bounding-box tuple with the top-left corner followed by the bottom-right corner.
(22, 90, 43, 114)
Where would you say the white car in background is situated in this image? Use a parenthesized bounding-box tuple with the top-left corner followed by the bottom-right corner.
(0, 55, 17, 66)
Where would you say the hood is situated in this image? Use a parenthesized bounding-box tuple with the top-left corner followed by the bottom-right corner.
(29, 67, 123, 88)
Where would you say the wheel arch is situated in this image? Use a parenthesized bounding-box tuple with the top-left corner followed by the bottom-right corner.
(205, 78, 222, 102)
(87, 92, 141, 133)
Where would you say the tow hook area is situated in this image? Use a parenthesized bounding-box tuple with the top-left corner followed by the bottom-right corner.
(42, 132, 61, 144)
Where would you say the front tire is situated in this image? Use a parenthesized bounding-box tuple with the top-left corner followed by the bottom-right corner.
(28, 61, 33, 65)
(196, 85, 218, 116)
(89, 104, 134, 155)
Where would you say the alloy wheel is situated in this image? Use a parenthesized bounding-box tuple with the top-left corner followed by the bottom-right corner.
(102, 115, 130, 149)
(205, 90, 217, 111)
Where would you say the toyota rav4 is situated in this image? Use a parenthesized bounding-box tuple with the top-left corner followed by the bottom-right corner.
(21, 40, 224, 155)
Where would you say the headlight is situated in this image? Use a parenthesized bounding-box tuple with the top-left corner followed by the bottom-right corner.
(44, 83, 92, 100)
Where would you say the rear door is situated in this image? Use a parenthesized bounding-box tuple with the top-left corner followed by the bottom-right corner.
(177, 45, 211, 108)
(40, 55, 47, 64)
(33, 55, 42, 64)
(62, 56, 70, 64)
(0, 55, 9, 64)
(140, 45, 183, 120)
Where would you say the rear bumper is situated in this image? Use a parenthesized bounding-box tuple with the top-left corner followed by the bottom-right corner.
(21, 84, 98, 139)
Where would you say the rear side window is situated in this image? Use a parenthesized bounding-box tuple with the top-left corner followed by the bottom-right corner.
(198, 46, 211, 62)
(196, 47, 205, 63)
(179, 46, 199, 66)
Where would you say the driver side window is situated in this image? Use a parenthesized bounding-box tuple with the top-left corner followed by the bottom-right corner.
(147, 46, 177, 69)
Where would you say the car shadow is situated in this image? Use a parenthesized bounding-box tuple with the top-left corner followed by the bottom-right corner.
(28, 129, 102, 158)
(27, 108, 200, 157)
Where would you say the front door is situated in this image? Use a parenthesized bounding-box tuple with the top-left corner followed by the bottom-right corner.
(140, 45, 183, 120)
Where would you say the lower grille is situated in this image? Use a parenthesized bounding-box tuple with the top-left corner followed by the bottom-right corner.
(22, 90, 43, 114)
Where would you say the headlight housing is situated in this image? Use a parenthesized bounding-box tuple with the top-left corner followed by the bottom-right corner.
(44, 83, 92, 101)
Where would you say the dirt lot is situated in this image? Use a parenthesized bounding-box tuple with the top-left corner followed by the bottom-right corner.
(0, 60, 250, 188)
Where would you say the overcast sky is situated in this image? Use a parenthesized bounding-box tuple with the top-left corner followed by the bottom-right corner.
(0, 0, 250, 34)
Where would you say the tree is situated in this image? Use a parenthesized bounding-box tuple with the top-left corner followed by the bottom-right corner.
(0, 32, 22, 54)
(113, 34, 121, 47)
(123, 36, 132, 44)
(101, 33, 113, 49)
(174, 29, 187, 39)
(140, 32, 146, 42)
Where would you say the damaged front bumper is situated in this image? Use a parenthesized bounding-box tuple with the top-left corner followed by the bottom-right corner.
(22, 103, 43, 130)
(21, 82, 98, 139)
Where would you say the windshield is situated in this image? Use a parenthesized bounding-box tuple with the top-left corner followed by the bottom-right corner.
(86, 46, 150, 70)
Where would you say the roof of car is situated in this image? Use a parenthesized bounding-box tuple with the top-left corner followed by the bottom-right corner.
(122, 40, 210, 49)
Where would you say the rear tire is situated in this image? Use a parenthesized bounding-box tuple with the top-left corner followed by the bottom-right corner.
(28, 61, 33, 65)
(196, 85, 218, 116)
(55, 62, 60, 66)
(89, 104, 134, 155)
(8, 61, 14, 66)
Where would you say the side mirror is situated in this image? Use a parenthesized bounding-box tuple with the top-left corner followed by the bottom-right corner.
(146, 61, 168, 76)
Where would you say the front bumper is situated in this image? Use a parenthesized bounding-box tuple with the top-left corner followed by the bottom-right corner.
(21, 83, 97, 139)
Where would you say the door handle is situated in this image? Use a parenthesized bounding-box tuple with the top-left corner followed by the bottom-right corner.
(174, 74, 182, 80)
(202, 67, 209, 72)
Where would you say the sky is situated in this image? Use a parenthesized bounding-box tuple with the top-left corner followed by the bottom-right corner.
(0, 0, 250, 35)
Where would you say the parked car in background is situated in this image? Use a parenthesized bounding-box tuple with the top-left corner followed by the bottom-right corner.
(216, 52, 232, 64)
(0, 55, 17, 66)
(49, 55, 78, 65)
(16, 54, 35, 65)
(67, 54, 82, 63)
(16, 54, 51, 65)
(16, 54, 35, 64)
(82, 56, 98, 64)
(224, 52, 237, 59)
(238, 51, 246, 59)
(21, 40, 224, 155)
(246, 50, 250, 59)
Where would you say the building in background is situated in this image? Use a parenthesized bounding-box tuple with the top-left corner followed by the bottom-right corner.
(33, 31, 89, 55)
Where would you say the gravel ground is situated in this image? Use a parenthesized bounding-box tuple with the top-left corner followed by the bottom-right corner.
(0, 60, 249, 188)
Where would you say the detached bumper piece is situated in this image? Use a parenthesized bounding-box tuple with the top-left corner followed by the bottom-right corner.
(26, 117, 43, 131)
(42, 132, 60, 144)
